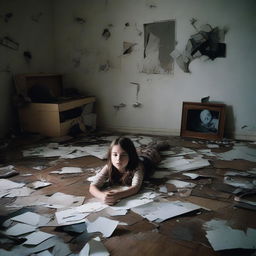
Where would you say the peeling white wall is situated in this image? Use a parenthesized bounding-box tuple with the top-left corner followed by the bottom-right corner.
(1, 0, 255, 141)
(53, 0, 256, 140)
(0, 0, 55, 138)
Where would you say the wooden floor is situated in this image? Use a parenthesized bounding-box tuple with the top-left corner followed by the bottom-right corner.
(0, 132, 256, 256)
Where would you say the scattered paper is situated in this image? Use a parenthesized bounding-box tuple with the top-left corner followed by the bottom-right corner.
(110, 191, 159, 210)
(207, 144, 219, 149)
(82, 145, 109, 159)
(44, 192, 84, 209)
(5, 223, 37, 236)
(166, 179, 196, 189)
(105, 207, 128, 216)
(0, 179, 25, 190)
(79, 236, 109, 256)
(55, 201, 107, 225)
(204, 219, 256, 251)
(5, 187, 34, 197)
(132, 201, 202, 222)
(23, 144, 73, 158)
(225, 170, 252, 177)
(55, 208, 89, 225)
(76, 201, 107, 213)
(197, 149, 216, 157)
(218, 145, 256, 162)
(86, 217, 119, 237)
(159, 185, 168, 193)
(36, 250, 53, 256)
(0, 165, 18, 178)
(159, 156, 210, 172)
(29, 181, 52, 189)
(182, 173, 200, 179)
(52, 167, 83, 174)
(23, 231, 55, 245)
(224, 176, 256, 190)
(11, 212, 50, 226)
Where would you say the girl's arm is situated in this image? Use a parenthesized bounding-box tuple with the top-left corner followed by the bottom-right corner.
(104, 167, 144, 205)
(89, 165, 109, 202)
(89, 165, 144, 205)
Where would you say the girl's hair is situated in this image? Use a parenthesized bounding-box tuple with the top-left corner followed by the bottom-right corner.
(106, 137, 139, 185)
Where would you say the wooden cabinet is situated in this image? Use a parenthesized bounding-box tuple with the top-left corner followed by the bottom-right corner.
(15, 73, 96, 137)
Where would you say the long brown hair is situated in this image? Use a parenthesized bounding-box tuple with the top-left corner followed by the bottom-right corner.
(106, 137, 139, 185)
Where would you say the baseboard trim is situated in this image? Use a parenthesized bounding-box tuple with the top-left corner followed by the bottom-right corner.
(99, 125, 180, 137)
(225, 131, 256, 142)
(99, 125, 256, 142)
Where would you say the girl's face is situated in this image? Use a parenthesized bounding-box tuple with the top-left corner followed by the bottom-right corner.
(111, 144, 129, 172)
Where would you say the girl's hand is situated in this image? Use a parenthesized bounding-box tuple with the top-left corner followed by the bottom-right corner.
(102, 190, 120, 205)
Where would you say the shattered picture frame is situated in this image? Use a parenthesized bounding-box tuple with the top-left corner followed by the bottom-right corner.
(180, 102, 226, 140)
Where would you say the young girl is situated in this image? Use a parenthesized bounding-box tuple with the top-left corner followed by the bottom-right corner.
(89, 136, 168, 205)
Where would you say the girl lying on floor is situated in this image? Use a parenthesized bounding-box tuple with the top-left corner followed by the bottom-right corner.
(89, 136, 168, 205)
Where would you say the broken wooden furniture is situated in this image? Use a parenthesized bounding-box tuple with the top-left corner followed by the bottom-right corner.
(14, 73, 96, 137)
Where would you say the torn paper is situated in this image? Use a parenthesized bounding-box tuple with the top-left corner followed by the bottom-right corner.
(79, 236, 109, 256)
(204, 219, 256, 251)
(23, 231, 55, 245)
(132, 201, 202, 222)
(217, 145, 256, 162)
(110, 191, 159, 210)
(44, 192, 85, 209)
(159, 156, 210, 172)
(166, 180, 196, 189)
(86, 217, 119, 238)
(11, 212, 50, 226)
(29, 181, 52, 189)
(5, 223, 37, 236)
(82, 145, 109, 159)
(52, 167, 83, 174)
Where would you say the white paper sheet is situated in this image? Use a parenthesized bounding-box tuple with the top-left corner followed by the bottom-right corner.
(166, 179, 196, 188)
(159, 156, 210, 172)
(82, 145, 109, 159)
(5, 187, 34, 197)
(182, 173, 200, 179)
(23, 144, 74, 158)
(110, 191, 159, 210)
(11, 212, 50, 226)
(105, 207, 128, 216)
(23, 231, 55, 245)
(225, 170, 251, 177)
(44, 192, 85, 209)
(55, 201, 107, 225)
(30, 181, 52, 189)
(5, 223, 37, 236)
(76, 201, 107, 213)
(55, 208, 89, 225)
(207, 144, 219, 148)
(86, 217, 119, 238)
(59, 167, 83, 174)
(0, 179, 25, 190)
(10, 194, 50, 208)
(204, 219, 256, 251)
(36, 250, 53, 256)
(0, 165, 15, 173)
(132, 200, 202, 222)
(218, 145, 256, 162)
(224, 176, 255, 189)
(79, 237, 110, 256)
(197, 149, 216, 157)
(159, 185, 168, 193)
